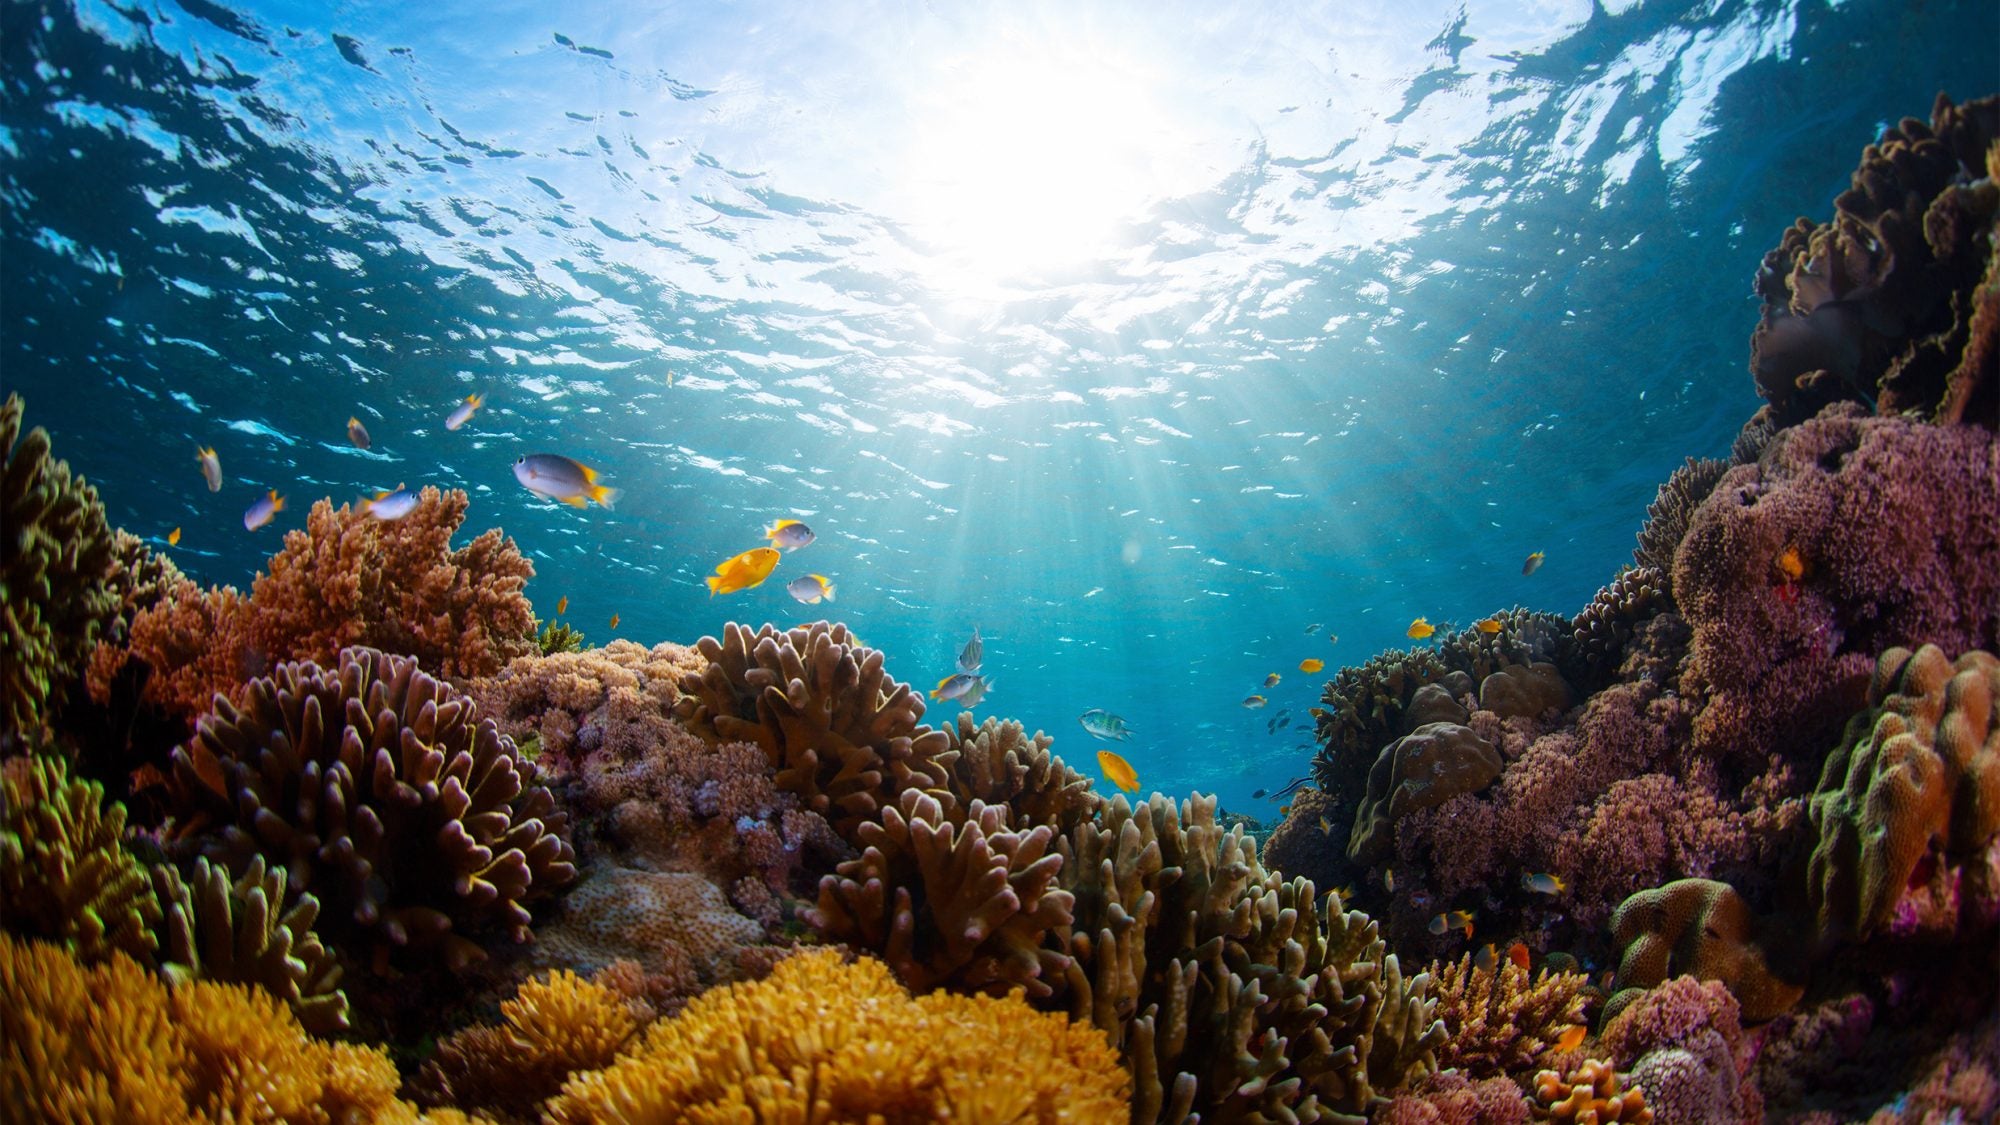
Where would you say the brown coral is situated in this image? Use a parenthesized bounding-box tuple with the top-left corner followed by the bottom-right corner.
(466, 640, 704, 782)
(1426, 953, 1591, 1078)
(1348, 721, 1503, 865)
(86, 576, 251, 722)
(530, 861, 763, 991)
(1609, 879, 1802, 1023)
(0, 752, 160, 965)
(413, 967, 643, 1123)
(1807, 644, 2000, 943)
(1569, 567, 1670, 693)
(151, 854, 348, 1034)
(544, 948, 1131, 1124)
(1, 393, 119, 741)
(166, 646, 575, 976)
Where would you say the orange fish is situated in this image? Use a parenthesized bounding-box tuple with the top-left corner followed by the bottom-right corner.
(1407, 617, 1435, 640)
(166, 527, 181, 546)
(706, 547, 782, 596)
(1507, 942, 1532, 972)
(1096, 749, 1139, 793)
(1554, 1025, 1587, 1053)
(556, 595, 568, 616)
(1474, 618, 1503, 634)
(608, 613, 620, 630)
(1299, 658, 1324, 673)
(1777, 545, 1805, 582)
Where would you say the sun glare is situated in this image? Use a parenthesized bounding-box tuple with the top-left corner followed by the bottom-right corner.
(895, 42, 1193, 289)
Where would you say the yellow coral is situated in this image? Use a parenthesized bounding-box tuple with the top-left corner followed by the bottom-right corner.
(546, 948, 1129, 1124)
(416, 968, 643, 1122)
(0, 933, 433, 1124)
(1429, 952, 1592, 1077)
(1532, 1058, 1654, 1124)
(0, 753, 160, 965)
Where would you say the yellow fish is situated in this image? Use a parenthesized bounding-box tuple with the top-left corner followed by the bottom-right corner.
(167, 526, 181, 546)
(706, 547, 782, 596)
(1522, 551, 1545, 576)
(1299, 658, 1324, 673)
(1318, 816, 1332, 834)
(1521, 872, 1567, 895)
(346, 416, 371, 450)
(1096, 749, 1139, 793)
(1777, 545, 1805, 582)
(556, 596, 568, 616)
(1554, 1025, 1587, 1053)
(609, 613, 620, 630)
(1474, 618, 1503, 634)
(1428, 909, 1474, 938)
(1263, 672, 1281, 688)
(1242, 694, 1267, 709)
(1407, 617, 1435, 640)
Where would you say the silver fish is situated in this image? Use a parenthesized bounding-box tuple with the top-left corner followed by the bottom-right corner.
(360, 484, 417, 521)
(243, 489, 284, 531)
(444, 393, 484, 431)
(957, 626, 982, 674)
(1078, 708, 1133, 742)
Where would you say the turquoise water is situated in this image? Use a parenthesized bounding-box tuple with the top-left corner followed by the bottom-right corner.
(3, 0, 1993, 810)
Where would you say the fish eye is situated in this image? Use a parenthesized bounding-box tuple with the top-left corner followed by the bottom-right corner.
(514, 455, 525, 464)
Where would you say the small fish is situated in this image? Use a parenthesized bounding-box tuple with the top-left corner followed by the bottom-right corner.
(1522, 551, 1545, 576)
(1096, 748, 1140, 792)
(1318, 816, 1332, 834)
(957, 676, 994, 708)
(1327, 634, 1338, 645)
(1265, 776, 1309, 800)
(359, 483, 417, 521)
(1777, 545, 1805, 582)
(1275, 714, 1291, 730)
(196, 446, 222, 492)
(706, 547, 782, 596)
(243, 489, 284, 531)
(1383, 867, 1397, 893)
(166, 526, 181, 546)
(1304, 623, 1321, 634)
(609, 613, 620, 629)
(1242, 694, 1267, 709)
(1278, 804, 1290, 817)
(765, 518, 816, 551)
(1252, 788, 1268, 799)
(556, 596, 568, 616)
(1329, 886, 1355, 903)
(1474, 618, 1503, 634)
(930, 672, 983, 701)
(1554, 1025, 1587, 1053)
(1428, 909, 1475, 938)
(957, 626, 983, 673)
(1597, 970, 1617, 992)
(1521, 872, 1567, 896)
(346, 416, 371, 450)
(1473, 944, 1498, 973)
(445, 393, 484, 431)
(1299, 658, 1324, 674)
(513, 454, 619, 509)
(1407, 617, 1435, 640)
(1078, 708, 1133, 742)
(787, 574, 836, 604)
(1263, 673, 1281, 688)
(1508, 942, 1532, 972)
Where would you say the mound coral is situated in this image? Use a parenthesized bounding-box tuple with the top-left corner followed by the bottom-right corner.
(151, 855, 348, 1034)
(1675, 407, 2000, 767)
(1609, 879, 1802, 1023)
(1, 393, 119, 741)
(544, 948, 1130, 1124)
(1348, 721, 1503, 866)
(414, 967, 644, 1123)
(0, 933, 434, 1124)
(1426, 952, 1590, 1078)
(166, 646, 575, 976)
(466, 640, 704, 783)
(673, 621, 954, 838)
(0, 752, 159, 965)
(1807, 644, 2000, 944)
(1598, 976, 1757, 1125)
(1750, 93, 1998, 428)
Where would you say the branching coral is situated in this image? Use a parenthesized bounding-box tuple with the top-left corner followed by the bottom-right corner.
(1426, 953, 1590, 1078)
(166, 646, 575, 976)
(86, 576, 250, 722)
(1379, 1071, 1532, 1125)
(1609, 879, 1802, 1023)
(938, 710, 1102, 830)
(1569, 567, 1670, 694)
(1807, 644, 2000, 944)
(413, 967, 643, 1124)
(1634, 458, 1730, 584)
(672, 621, 953, 838)
(0, 752, 159, 965)
(151, 855, 348, 1034)
(544, 948, 1131, 1124)
(0, 933, 431, 1125)
(467, 640, 704, 782)
(1750, 93, 1999, 428)
(1, 393, 119, 741)
(1675, 407, 2000, 768)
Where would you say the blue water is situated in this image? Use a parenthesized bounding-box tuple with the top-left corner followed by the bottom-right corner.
(4, 0, 1993, 810)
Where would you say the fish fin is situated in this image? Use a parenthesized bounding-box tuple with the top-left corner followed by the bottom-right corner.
(822, 585, 835, 602)
(705, 577, 722, 595)
(593, 484, 619, 509)
(270, 491, 285, 511)
(563, 494, 588, 509)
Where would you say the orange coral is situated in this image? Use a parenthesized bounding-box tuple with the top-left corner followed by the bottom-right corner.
(544, 948, 1129, 1124)
(1610, 878, 1802, 1023)
(1531, 1059, 1654, 1123)
(85, 576, 249, 721)
(414, 968, 644, 1123)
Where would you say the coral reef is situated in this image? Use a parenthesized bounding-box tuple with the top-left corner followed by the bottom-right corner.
(1675, 407, 2000, 768)
(1750, 93, 1999, 428)
(1609, 879, 1802, 1024)
(86, 576, 251, 724)
(543, 948, 1131, 1124)
(468, 639, 704, 784)
(1806, 644, 2000, 945)
(1633, 458, 1730, 584)
(530, 861, 764, 993)
(1378, 1070, 1533, 1124)
(1, 394, 119, 742)
(1599, 976, 1757, 1125)
(1568, 567, 1670, 694)
(0, 933, 438, 1124)
(150, 854, 349, 1034)
(1530, 1059, 1653, 1123)
(165, 646, 575, 977)
(1349, 721, 1503, 865)
(0, 752, 159, 965)
(673, 621, 954, 838)
(1426, 952, 1591, 1078)
(413, 967, 644, 1124)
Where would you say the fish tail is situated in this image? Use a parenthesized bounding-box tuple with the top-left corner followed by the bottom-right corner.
(563, 494, 588, 508)
(705, 576, 722, 596)
(822, 585, 834, 602)
(270, 492, 285, 511)
(593, 484, 620, 509)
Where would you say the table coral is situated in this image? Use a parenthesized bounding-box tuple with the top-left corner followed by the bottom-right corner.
(1609, 879, 1802, 1024)
(1807, 644, 2000, 943)
(0, 752, 160, 965)
(1426, 952, 1590, 1078)
(165, 646, 575, 977)
(413, 967, 643, 1124)
(1750, 93, 1998, 429)
(1675, 406, 2000, 768)
(1, 393, 120, 742)
(543, 947, 1130, 1124)
(151, 854, 348, 1034)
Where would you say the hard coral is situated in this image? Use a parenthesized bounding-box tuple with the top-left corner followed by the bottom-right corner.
(0, 393, 119, 741)
(544, 948, 1130, 1124)
(530, 861, 763, 994)
(1349, 721, 1503, 866)
(1379, 1070, 1533, 1125)
(0, 752, 160, 965)
(1427, 953, 1590, 1079)
(1676, 407, 2000, 767)
(1751, 93, 1999, 428)
(1599, 977, 1758, 1125)
(87, 576, 250, 722)
(1530, 1059, 1653, 1123)
(467, 639, 704, 783)
(1569, 568, 1670, 694)
(1609, 879, 1802, 1023)
(1807, 644, 2000, 944)
(166, 646, 575, 976)
(1634, 458, 1730, 585)
(413, 967, 642, 1124)
(151, 854, 349, 1034)
(673, 620, 953, 838)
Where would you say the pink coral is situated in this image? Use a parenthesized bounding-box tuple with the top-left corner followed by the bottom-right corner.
(467, 641, 704, 781)
(1378, 1070, 1532, 1125)
(1675, 407, 2000, 767)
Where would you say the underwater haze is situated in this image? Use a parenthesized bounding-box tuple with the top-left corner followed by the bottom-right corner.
(3, 0, 1993, 808)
